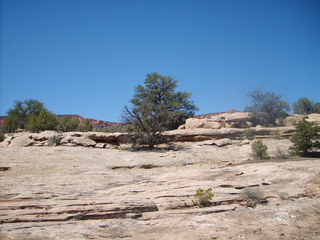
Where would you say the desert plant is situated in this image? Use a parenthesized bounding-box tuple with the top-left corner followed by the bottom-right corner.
(193, 188, 214, 207)
(244, 89, 290, 126)
(252, 140, 269, 160)
(122, 72, 198, 149)
(271, 130, 281, 139)
(274, 147, 289, 159)
(240, 187, 264, 202)
(242, 128, 256, 140)
(290, 120, 320, 157)
(0, 134, 5, 142)
(47, 135, 60, 146)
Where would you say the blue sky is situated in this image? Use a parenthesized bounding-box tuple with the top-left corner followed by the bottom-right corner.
(1, 0, 319, 122)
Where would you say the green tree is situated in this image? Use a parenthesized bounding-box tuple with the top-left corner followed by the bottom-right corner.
(290, 120, 320, 157)
(27, 109, 58, 132)
(292, 97, 320, 114)
(57, 116, 79, 132)
(122, 72, 198, 149)
(77, 119, 92, 132)
(252, 140, 269, 160)
(4, 99, 46, 132)
(244, 89, 290, 126)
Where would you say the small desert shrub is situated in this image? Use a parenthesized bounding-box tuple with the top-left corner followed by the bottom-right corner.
(0, 134, 5, 142)
(47, 135, 60, 146)
(271, 130, 281, 139)
(274, 147, 289, 159)
(252, 140, 269, 160)
(193, 188, 214, 207)
(242, 128, 256, 140)
(240, 187, 264, 202)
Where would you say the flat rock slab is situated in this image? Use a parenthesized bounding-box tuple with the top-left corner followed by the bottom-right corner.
(0, 142, 319, 239)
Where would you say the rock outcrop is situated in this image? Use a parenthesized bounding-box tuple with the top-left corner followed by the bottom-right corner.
(0, 144, 319, 239)
(183, 112, 251, 129)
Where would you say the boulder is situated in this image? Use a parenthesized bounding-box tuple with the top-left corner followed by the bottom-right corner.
(306, 113, 320, 125)
(7, 135, 34, 148)
(214, 138, 232, 147)
(284, 115, 305, 126)
(0, 136, 13, 148)
(71, 137, 96, 147)
(185, 118, 204, 129)
(32, 130, 58, 141)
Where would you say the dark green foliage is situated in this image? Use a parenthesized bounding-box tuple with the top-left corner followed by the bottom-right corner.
(245, 89, 290, 126)
(290, 120, 320, 157)
(26, 109, 58, 132)
(241, 128, 256, 140)
(4, 99, 45, 132)
(57, 116, 79, 132)
(0, 134, 5, 142)
(193, 188, 214, 207)
(4, 99, 58, 133)
(77, 119, 92, 132)
(122, 72, 198, 149)
(292, 97, 320, 114)
(252, 140, 269, 160)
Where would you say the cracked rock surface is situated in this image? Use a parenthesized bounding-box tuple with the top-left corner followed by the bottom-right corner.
(1, 140, 319, 239)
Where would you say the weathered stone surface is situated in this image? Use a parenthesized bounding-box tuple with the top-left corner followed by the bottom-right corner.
(71, 137, 96, 147)
(7, 134, 34, 148)
(214, 138, 232, 147)
(284, 114, 305, 126)
(32, 130, 59, 141)
(0, 142, 319, 240)
(185, 118, 204, 129)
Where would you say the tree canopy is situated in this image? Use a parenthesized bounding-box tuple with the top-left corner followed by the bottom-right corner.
(290, 120, 320, 157)
(292, 97, 320, 114)
(244, 89, 290, 126)
(122, 72, 198, 148)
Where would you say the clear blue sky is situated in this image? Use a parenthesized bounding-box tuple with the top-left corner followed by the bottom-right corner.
(1, 0, 319, 122)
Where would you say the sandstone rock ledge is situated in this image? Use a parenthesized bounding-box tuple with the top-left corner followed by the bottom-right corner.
(0, 144, 319, 239)
(0, 126, 296, 148)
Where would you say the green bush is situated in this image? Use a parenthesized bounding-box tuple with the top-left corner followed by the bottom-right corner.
(290, 120, 320, 157)
(242, 128, 256, 140)
(275, 147, 289, 159)
(271, 130, 281, 139)
(0, 134, 5, 142)
(192, 188, 214, 207)
(240, 187, 264, 202)
(47, 135, 60, 146)
(252, 140, 269, 160)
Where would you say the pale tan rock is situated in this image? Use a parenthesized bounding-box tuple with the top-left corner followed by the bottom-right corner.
(32, 130, 59, 141)
(71, 137, 96, 147)
(185, 118, 204, 129)
(285, 114, 305, 126)
(7, 134, 34, 147)
(0, 142, 319, 240)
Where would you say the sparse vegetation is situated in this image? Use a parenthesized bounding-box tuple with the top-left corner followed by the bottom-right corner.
(193, 188, 214, 207)
(290, 120, 320, 157)
(292, 97, 320, 114)
(244, 89, 290, 126)
(76, 119, 92, 132)
(242, 128, 256, 140)
(252, 140, 269, 160)
(47, 135, 60, 146)
(240, 187, 264, 202)
(0, 133, 5, 142)
(274, 146, 290, 159)
(271, 130, 281, 139)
